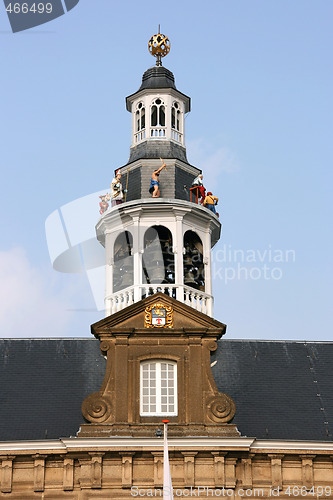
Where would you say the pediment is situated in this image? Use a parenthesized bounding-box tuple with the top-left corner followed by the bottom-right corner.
(91, 292, 226, 337)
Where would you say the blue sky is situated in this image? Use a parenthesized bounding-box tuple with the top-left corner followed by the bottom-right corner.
(0, 0, 332, 340)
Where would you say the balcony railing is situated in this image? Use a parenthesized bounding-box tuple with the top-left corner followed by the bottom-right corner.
(134, 130, 146, 143)
(150, 127, 166, 138)
(171, 129, 183, 144)
(105, 284, 213, 317)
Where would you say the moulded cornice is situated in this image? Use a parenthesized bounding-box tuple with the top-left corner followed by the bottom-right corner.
(91, 291, 225, 338)
(96, 198, 221, 246)
(2, 438, 333, 454)
(126, 87, 191, 113)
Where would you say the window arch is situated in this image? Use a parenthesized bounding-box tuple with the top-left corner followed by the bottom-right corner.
(183, 231, 205, 291)
(140, 360, 177, 416)
(136, 102, 145, 131)
(150, 98, 166, 137)
(171, 101, 181, 131)
(113, 231, 133, 292)
(171, 101, 182, 143)
(143, 226, 174, 284)
(135, 102, 145, 142)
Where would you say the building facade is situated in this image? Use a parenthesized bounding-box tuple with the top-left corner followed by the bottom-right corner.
(0, 32, 332, 499)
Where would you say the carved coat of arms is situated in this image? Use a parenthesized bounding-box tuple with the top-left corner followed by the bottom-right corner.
(144, 303, 173, 328)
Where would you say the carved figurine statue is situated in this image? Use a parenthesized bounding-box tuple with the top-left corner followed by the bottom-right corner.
(192, 174, 206, 204)
(149, 158, 166, 198)
(99, 193, 110, 215)
(110, 169, 124, 206)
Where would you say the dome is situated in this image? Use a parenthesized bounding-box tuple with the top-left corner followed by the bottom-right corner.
(139, 66, 177, 91)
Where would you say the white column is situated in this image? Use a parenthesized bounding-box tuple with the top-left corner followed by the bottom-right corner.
(203, 228, 213, 316)
(181, 102, 186, 145)
(132, 215, 142, 302)
(174, 215, 184, 301)
(105, 231, 114, 316)
(165, 95, 172, 141)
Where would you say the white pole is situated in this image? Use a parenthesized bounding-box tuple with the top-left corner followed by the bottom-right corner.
(163, 420, 173, 500)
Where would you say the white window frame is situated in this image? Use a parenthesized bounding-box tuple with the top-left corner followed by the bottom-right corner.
(171, 101, 182, 132)
(140, 360, 177, 416)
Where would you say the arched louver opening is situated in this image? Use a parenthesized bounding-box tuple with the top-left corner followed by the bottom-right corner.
(183, 231, 205, 291)
(135, 102, 145, 142)
(113, 231, 133, 292)
(171, 101, 182, 143)
(142, 226, 174, 285)
(150, 98, 166, 137)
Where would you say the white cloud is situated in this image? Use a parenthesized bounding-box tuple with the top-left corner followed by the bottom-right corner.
(0, 247, 85, 338)
(187, 138, 239, 187)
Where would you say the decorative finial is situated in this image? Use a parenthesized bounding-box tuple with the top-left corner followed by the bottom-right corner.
(148, 30, 171, 67)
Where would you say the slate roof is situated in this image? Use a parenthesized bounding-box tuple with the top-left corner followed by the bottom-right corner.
(139, 66, 177, 91)
(125, 65, 191, 111)
(125, 139, 189, 165)
(0, 339, 332, 442)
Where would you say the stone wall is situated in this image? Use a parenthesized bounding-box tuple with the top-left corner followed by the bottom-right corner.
(1, 439, 332, 498)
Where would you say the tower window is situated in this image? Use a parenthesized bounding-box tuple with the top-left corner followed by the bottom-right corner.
(151, 98, 165, 127)
(143, 226, 174, 285)
(136, 102, 145, 132)
(171, 101, 181, 132)
(183, 231, 205, 291)
(113, 231, 133, 292)
(140, 360, 177, 416)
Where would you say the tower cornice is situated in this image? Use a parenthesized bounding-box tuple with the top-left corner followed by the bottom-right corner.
(96, 198, 221, 249)
(126, 86, 190, 113)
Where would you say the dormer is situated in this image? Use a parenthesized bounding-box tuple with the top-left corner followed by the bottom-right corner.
(79, 293, 238, 438)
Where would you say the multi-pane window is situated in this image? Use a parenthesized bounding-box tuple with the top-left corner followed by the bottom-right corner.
(140, 360, 177, 416)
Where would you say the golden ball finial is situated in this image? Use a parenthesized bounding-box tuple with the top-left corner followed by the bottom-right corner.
(148, 32, 170, 66)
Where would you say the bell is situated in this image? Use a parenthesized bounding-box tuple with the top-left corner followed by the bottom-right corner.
(121, 271, 133, 287)
(184, 270, 197, 286)
(148, 265, 165, 284)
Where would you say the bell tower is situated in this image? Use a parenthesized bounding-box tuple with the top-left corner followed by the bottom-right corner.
(79, 32, 237, 439)
(97, 31, 221, 318)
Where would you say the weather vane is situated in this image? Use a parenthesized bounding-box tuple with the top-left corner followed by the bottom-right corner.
(148, 25, 171, 67)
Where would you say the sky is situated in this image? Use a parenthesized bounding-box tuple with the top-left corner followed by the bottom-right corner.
(0, 0, 332, 340)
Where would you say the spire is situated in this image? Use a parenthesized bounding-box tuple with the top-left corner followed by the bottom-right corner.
(148, 30, 171, 67)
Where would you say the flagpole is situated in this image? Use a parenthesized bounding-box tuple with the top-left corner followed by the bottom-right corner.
(162, 419, 173, 500)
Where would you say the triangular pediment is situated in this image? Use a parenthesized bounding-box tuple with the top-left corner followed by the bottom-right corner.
(91, 292, 226, 337)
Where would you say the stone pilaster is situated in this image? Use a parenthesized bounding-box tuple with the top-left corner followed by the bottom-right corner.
(90, 453, 104, 489)
(63, 457, 74, 491)
(33, 454, 46, 492)
(211, 452, 226, 488)
(225, 457, 237, 489)
(300, 455, 316, 490)
(269, 454, 283, 489)
(181, 452, 198, 487)
(152, 452, 163, 488)
(120, 452, 135, 488)
(0, 456, 15, 493)
(241, 457, 253, 489)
